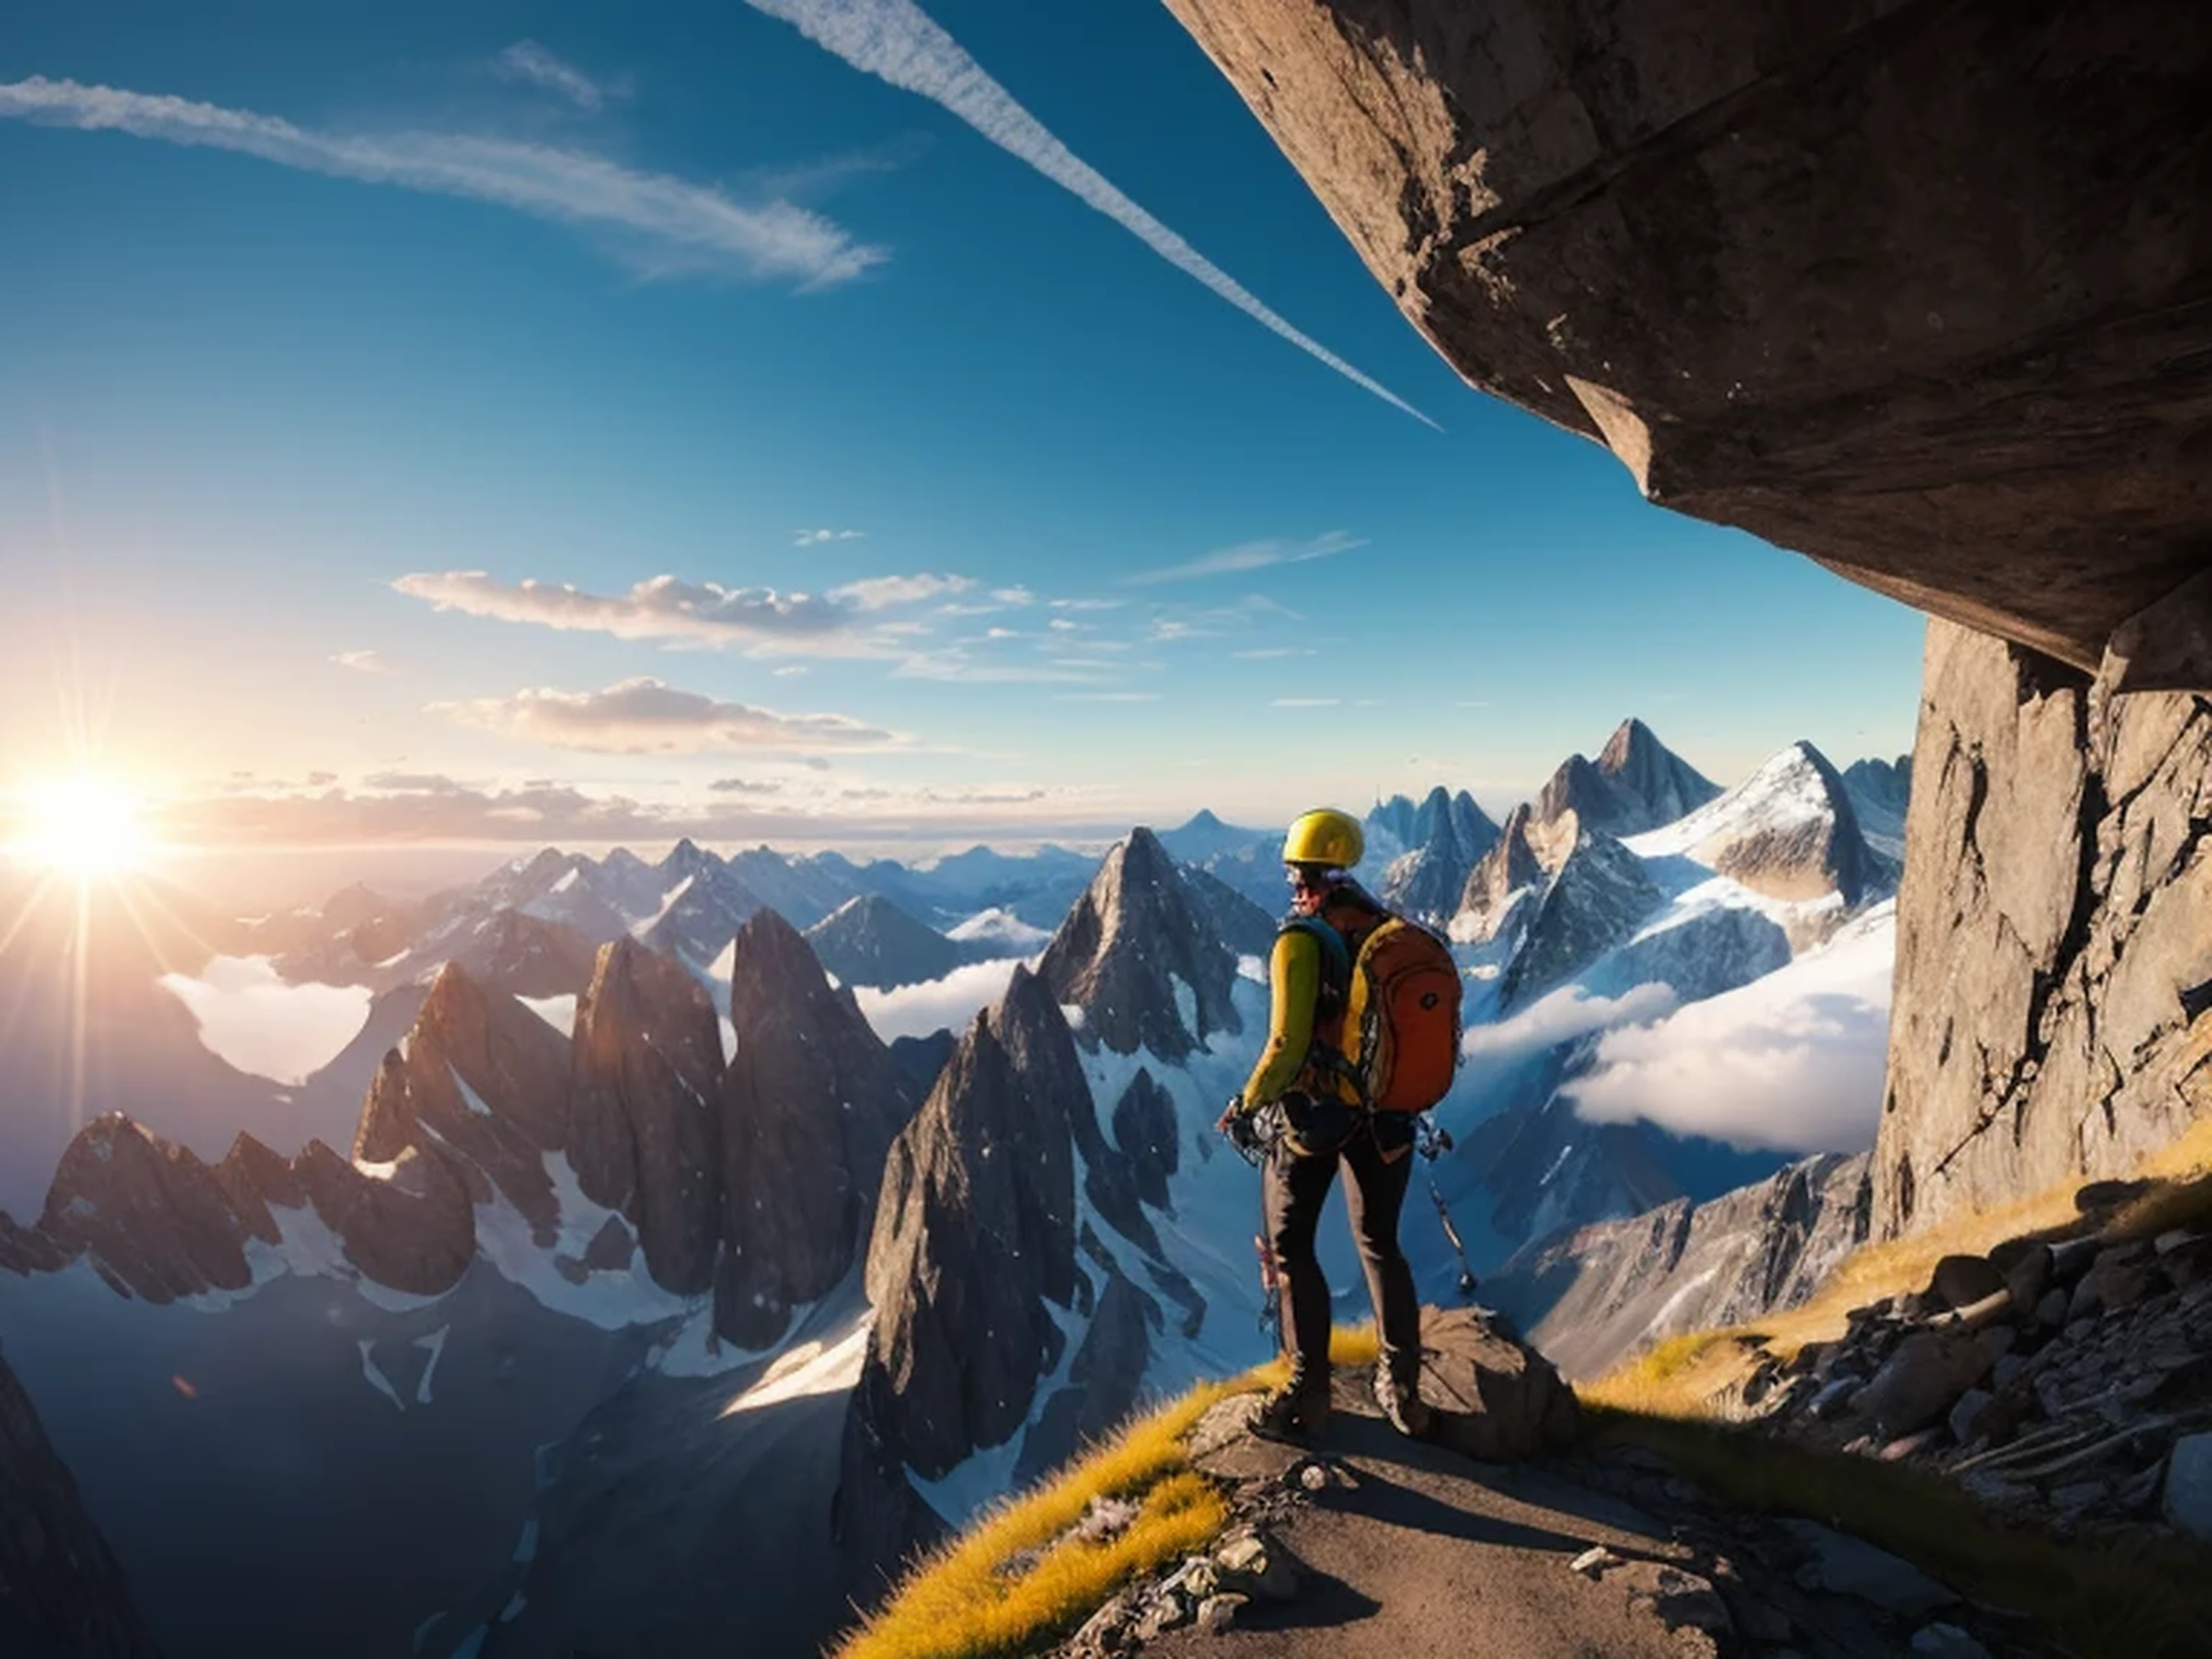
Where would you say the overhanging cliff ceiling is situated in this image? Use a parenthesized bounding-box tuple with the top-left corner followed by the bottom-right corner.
(1162, 0, 2212, 684)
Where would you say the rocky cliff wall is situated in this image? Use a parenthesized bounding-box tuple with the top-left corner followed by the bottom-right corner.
(1875, 620, 2211, 1237)
(0, 1346, 163, 1658)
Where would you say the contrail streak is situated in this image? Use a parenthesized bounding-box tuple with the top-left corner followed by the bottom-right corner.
(743, 0, 1441, 428)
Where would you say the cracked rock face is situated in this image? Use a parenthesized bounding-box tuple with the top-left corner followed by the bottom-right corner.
(1161, 0, 2212, 679)
(1876, 619, 2211, 1237)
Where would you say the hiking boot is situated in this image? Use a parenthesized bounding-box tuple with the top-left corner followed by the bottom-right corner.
(1253, 1372, 1331, 1441)
(1372, 1366, 1433, 1438)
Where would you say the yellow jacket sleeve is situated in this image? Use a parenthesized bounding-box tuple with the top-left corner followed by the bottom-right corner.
(1241, 928, 1321, 1106)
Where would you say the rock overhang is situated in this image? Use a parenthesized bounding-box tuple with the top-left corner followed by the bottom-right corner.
(1161, 0, 2212, 683)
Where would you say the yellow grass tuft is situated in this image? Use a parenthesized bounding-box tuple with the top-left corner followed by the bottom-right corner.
(836, 1323, 1382, 1659)
(1581, 1113, 2212, 1420)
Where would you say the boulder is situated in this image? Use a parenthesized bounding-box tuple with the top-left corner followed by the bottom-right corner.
(1928, 1254, 2006, 1313)
(1995, 1242, 2052, 1315)
(1948, 1388, 1997, 1447)
(2165, 1434, 2212, 1541)
(1781, 1520, 1957, 1617)
(1851, 1331, 1993, 1439)
(1416, 1305, 1581, 1460)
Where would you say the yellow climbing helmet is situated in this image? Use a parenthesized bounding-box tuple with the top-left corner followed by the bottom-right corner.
(1283, 807, 1364, 871)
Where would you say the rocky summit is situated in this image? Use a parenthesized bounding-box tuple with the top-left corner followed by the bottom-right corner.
(567, 938, 724, 1296)
(716, 909, 913, 1349)
(1382, 785, 1496, 925)
(1599, 718, 1725, 830)
(1038, 826, 1244, 1061)
(1641, 741, 1890, 909)
(1499, 820, 1664, 1007)
(802, 894, 966, 992)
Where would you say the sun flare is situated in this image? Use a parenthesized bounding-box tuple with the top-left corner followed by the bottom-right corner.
(12, 775, 157, 878)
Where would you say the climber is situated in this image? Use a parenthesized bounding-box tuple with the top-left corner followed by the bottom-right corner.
(1218, 806, 1456, 1442)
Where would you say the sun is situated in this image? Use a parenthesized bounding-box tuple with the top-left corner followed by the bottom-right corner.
(13, 775, 158, 878)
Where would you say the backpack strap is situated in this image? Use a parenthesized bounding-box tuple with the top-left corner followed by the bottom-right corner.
(1278, 915, 1351, 1003)
(1279, 915, 1363, 1104)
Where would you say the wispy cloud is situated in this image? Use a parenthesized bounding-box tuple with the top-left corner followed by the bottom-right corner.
(739, 0, 1438, 427)
(0, 76, 884, 287)
(795, 526, 866, 546)
(493, 41, 622, 113)
(1270, 696, 1339, 708)
(891, 650, 1102, 683)
(392, 568, 965, 655)
(1053, 691, 1160, 703)
(1232, 647, 1316, 660)
(330, 649, 398, 675)
(1127, 531, 1364, 586)
(833, 572, 971, 609)
(430, 677, 902, 753)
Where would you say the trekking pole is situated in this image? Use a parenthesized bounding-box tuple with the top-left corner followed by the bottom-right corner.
(1226, 1101, 1283, 1337)
(1415, 1116, 1479, 1299)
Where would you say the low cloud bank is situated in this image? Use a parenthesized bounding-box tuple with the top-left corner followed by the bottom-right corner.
(1565, 904, 1897, 1154)
(850, 955, 1031, 1043)
(1460, 981, 1680, 1064)
(158, 956, 372, 1085)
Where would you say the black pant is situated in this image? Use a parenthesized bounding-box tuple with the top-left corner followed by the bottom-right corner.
(1263, 1120, 1421, 1384)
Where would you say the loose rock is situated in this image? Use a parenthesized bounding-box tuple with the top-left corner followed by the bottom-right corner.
(2163, 1434, 2212, 1539)
(1910, 1622, 1992, 1658)
(1781, 1520, 1958, 1616)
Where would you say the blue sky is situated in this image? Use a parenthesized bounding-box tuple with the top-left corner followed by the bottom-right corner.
(0, 0, 1925, 861)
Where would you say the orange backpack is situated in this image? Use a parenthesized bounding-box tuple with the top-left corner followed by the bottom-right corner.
(1345, 917, 1462, 1112)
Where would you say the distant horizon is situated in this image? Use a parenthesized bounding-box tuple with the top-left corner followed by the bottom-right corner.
(126, 715, 1911, 912)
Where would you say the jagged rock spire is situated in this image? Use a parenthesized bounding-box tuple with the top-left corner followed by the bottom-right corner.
(856, 965, 1084, 1479)
(1597, 719, 1722, 828)
(1037, 827, 1241, 1059)
(569, 938, 724, 1295)
(715, 908, 913, 1349)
